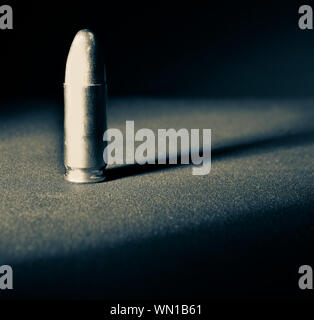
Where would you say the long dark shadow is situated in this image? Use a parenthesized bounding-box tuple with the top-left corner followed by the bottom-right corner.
(105, 129, 314, 182)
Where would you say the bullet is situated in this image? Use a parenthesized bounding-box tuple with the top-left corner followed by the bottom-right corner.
(64, 29, 107, 183)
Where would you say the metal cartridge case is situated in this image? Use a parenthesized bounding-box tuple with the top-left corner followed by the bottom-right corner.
(64, 29, 107, 183)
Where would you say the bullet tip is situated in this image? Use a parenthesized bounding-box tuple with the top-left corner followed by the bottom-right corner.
(65, 29, 104, 85)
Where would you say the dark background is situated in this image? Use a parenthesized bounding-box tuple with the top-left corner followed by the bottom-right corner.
(0, 1, 313, 102)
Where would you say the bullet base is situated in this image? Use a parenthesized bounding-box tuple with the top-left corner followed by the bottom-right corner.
(64, 167, 106, 184)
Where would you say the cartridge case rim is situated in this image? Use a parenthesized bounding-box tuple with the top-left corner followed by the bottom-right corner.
(64, 167, 106, 183)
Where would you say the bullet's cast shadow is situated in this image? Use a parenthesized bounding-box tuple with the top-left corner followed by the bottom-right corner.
(104, 130, 314, 182)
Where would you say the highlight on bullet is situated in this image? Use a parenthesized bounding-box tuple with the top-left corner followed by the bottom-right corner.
(64, 29, 107, 183)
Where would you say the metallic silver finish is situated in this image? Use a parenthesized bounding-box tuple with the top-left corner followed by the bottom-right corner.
(64, 29, 107, 183)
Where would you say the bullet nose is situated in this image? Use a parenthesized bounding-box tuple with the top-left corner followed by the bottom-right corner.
(65, 29, 105, 86)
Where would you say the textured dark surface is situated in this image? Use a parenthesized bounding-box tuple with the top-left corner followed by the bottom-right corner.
(0, 98, 313, 299)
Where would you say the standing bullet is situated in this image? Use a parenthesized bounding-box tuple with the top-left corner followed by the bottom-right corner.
(64, 29, 107, 183)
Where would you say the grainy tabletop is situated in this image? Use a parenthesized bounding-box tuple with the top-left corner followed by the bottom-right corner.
(0, 98, 313, 299)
